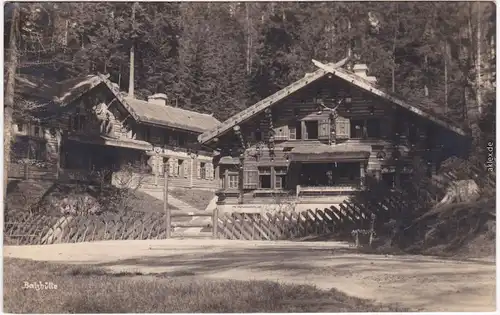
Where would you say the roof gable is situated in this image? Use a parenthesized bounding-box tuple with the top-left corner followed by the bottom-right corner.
(17, 73, 220, 134)
(124, 97, 221, 133)
(198, 60, 468, 144)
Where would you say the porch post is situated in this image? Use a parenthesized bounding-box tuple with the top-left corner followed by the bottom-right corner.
(360, 162, 366, 188)
(224, 169, 229, 190)
(239, 154, 244, 204)
(154, 155, 159, 186)
(189, 157, 194, 188)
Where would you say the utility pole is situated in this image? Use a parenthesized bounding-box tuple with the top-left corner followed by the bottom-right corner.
(4, 3, 20, 201)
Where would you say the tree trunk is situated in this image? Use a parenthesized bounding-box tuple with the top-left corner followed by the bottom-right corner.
(476, 1, 482, 114)
(5, 4, 19, 204)
(245, 2, 251, 75)
(444, 41, 448, 112)
(391, 4, 399, 93)
(347, 18, 352, 58)
(424, 55, 429, 97)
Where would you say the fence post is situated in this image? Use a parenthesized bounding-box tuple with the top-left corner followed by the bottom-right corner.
(212, 206, 219, 239)
(164, 167, 171, 238)
(24, 163, 29, 180)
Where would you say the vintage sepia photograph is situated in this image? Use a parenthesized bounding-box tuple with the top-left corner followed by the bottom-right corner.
(3, 1, 496, 313)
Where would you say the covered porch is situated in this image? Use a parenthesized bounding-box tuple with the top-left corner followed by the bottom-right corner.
(60, 135, 153, 184)
(288, 144, 370, 198)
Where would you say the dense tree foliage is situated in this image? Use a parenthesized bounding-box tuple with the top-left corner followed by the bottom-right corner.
(7, 2, 496, 124)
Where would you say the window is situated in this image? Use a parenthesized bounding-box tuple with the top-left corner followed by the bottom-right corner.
(178, 134, 185, 146)
(258, 167, 272, 189)
(254, 130, 262, 141)
(177, 159, 184, 177)
(71, 108, 87, 132)
(366, 119, 381, 138)
(304, 121, 319, 139)
(288, 124, 296, 140)
(274, 126, 289, 140)
(228, 174, 239, 189)
(350, 120, 366, 139)
(408, 125, 418, 144)
(143, 127, 151, 142)
(200, 162, 206, 179)
(295, 121, 302, 139)
(275, 167, 287, 190)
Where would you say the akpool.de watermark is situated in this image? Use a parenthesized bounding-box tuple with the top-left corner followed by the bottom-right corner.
(485, 141, 495, 172)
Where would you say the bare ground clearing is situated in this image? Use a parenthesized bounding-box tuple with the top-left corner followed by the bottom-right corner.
(4, 239, 495, 312)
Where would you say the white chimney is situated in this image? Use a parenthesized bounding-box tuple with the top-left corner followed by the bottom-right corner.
(353, 63, 377, 84)
(148, 93, 168, 106)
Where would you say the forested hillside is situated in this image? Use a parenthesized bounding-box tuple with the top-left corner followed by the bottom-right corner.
(6, 2, 496, 124)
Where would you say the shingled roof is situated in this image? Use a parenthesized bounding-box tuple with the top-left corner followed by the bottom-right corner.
(16, 73, 220, 134)
(124, 97, 221, 133)
(198, 59, 468, 144)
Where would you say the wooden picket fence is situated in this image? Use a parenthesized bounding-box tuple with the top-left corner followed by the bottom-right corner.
(5, 165, 495, 244)
(216, 208, 344, 241)
(4, 210, 213, 245)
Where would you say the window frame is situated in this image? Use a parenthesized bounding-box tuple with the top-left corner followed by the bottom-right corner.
(258, 167, 272, 189)
(200, 162, 206, 179)
(304, 120, 319, 140)
(177, 159, 184, 177)
(227, 173, 239, 189)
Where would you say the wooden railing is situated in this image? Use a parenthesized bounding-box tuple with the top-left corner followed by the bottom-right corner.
(8, 163, 58, 181)
(296, 185, 359, 197)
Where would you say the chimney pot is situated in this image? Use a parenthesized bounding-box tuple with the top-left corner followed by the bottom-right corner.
(148, 93, 168, 106)
(353, 63, 377, 83)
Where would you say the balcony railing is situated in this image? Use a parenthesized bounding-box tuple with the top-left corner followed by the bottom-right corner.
(296, 184, 360, 197)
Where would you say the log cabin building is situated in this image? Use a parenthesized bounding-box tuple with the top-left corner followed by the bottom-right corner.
(10, 74, 220, 190)
(198, 60, 470, 209)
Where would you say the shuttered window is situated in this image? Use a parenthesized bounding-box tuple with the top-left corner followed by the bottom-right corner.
(318, 119, 330, 140)
(196, 161, 201, 179)
(206, 163, 214, 180)
(200, 162, 206, 179)
(289, 124, 296, 140)
(182, 160, 189, 178)
(335, 116, 350, 139)
(274, 125, 289, 140)
(167, 159, 174, 176)
(274, 167, 287, 190)
(243, 169, 259, 189)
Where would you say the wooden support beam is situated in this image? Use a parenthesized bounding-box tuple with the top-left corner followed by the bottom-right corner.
(265, 108, 275, 152)
(233, 125, 246, 149)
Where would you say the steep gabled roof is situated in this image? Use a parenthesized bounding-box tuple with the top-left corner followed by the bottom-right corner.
(124, 97, 221, 133)
(198, 60, 468, 144)
(312, 61, 468, 136)
(17, 73, 220, 134)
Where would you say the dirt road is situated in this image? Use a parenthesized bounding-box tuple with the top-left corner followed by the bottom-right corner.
(4, 239, 495, 312)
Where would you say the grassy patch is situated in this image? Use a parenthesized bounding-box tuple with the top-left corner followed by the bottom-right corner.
(4, 258, 406, 313)
(169, 188, 215, 210)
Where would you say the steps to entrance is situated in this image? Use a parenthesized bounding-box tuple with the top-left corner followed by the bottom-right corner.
(138, 187, 214, 237)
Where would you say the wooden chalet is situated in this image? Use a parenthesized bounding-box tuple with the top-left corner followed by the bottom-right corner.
(10, 74, 220, 190)
(198, 59, 470, 207)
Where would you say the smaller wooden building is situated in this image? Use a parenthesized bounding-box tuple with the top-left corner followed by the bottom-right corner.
(198, 60, 470, 208)
(10, 74, 220, 191)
